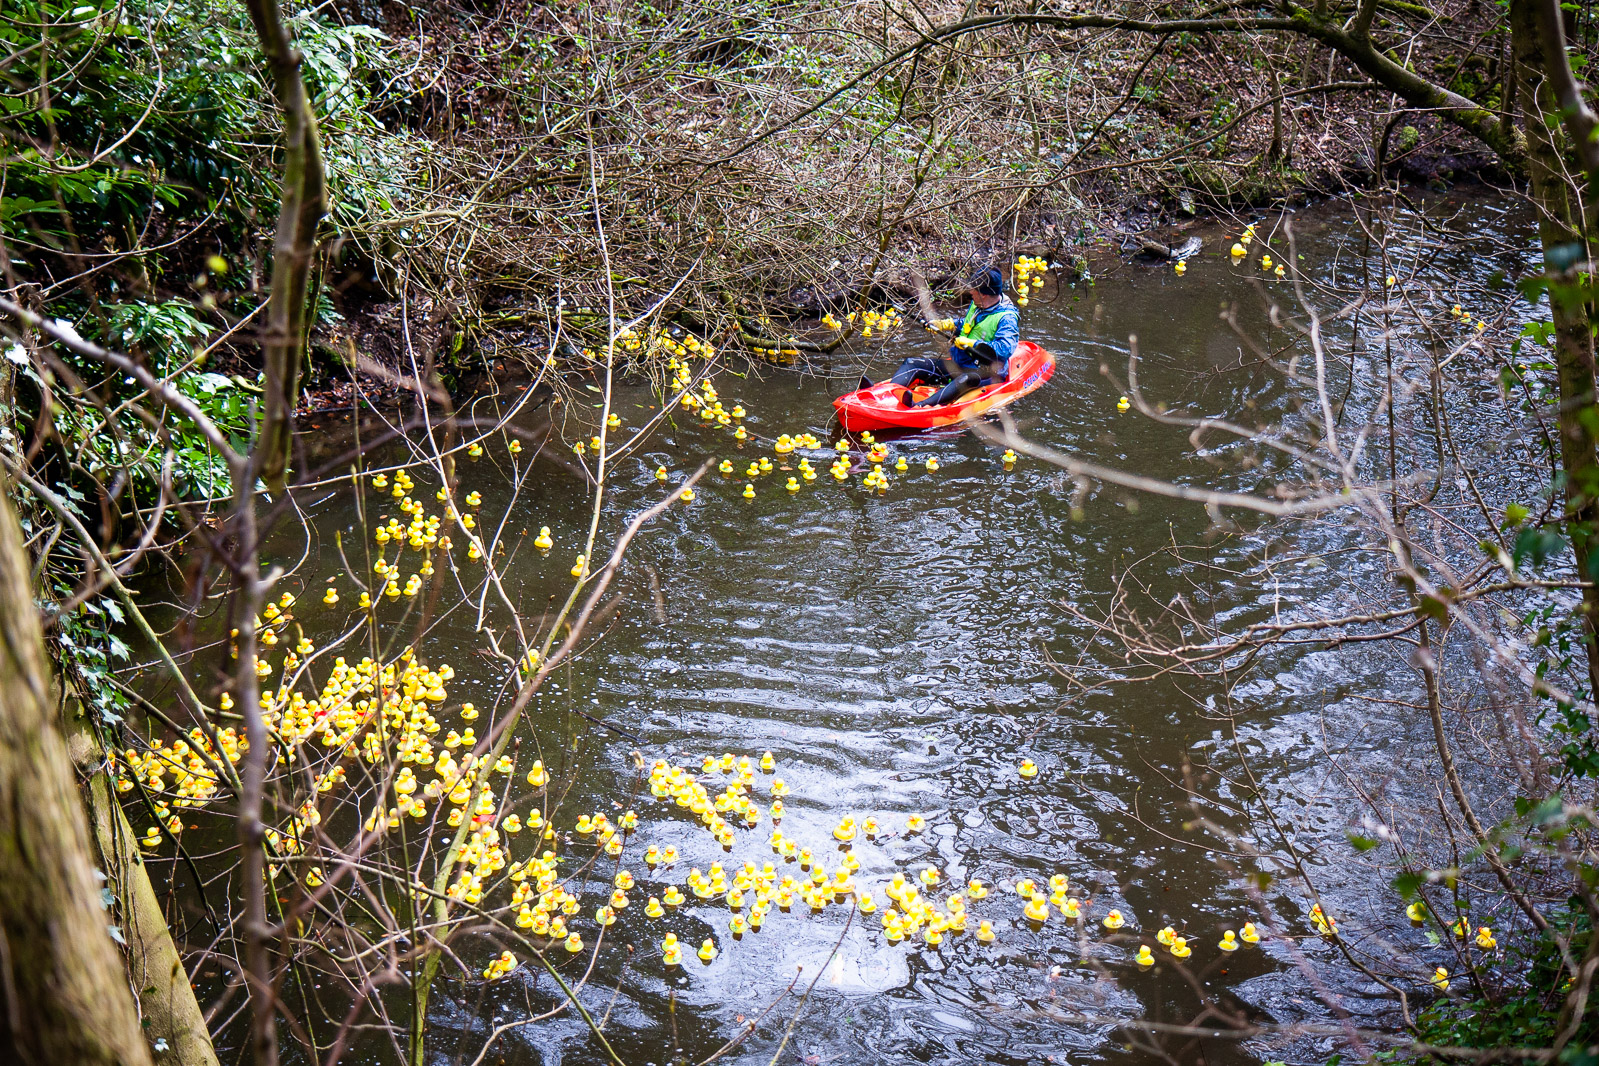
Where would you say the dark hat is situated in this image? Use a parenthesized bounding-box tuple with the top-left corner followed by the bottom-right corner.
(965, 268, 1004, 297)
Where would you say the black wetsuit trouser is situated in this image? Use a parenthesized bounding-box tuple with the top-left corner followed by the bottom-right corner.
(890, 356, 985, 407)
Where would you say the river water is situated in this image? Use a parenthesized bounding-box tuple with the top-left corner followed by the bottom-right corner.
(148, 190, 1542, 1065)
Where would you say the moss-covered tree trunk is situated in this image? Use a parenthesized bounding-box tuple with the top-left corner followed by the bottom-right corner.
(71, 708, 219, 1066)
(1510, 0, 1599, 699)
(0, 478, 153, 1066)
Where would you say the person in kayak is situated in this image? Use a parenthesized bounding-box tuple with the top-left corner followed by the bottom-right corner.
(892, 267, 1019, 408)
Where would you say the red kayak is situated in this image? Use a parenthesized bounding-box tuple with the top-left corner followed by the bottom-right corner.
(832, 340, 1056, 432)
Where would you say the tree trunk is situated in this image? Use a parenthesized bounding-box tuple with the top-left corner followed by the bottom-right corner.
(0, 478, 153, 1066)
(70, 707, 219, 1066)
(1510, 0, 1599, 699)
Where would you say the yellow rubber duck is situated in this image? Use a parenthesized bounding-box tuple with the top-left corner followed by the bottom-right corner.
(323, 588, 339, 606)
(1219, 930, 1239, 952)
(663, 886, 685, 906)
(655, 466, 668, 481)
(1015, 878, 1037, 898)
(1063, 898, 1081, 919)
(1137, 945, 1156, 967)
(967, 879, 989, 899)
(833, 817, 857, 842)
(1260, 254, 1273, 270)
(1170, 936, 1191, 959)
(1240, 922, 1261, 943)
(680, 488, 695, 502)
(760, 751, 776, 771)
(1102, 910, 1125, 930)
(1116, 395, 1130, 413)
(743, 483, 756, 499)
(718, 459, 734, 475)
(1019, 758, 1038, 778)
(1475, 926, 1496, 949)
(525, 759, 548, 786)
(698, 938, 718, 962)
(1174, 260, 1187, 276)
(926, 457, 939, 472)
(976, 920, 996, 942)
(906, 814, 927, 833)
(141, 827, 161, 848)
(786, 477, 800, 492)
(1157, 926, 1177, 946)
(1230, 243, 1246, 259)
(1431, 966, 1449, 992)
(1024, 893, 1050, 922)
(1002, 449, 1017, 466)
(563, 932, 583, 954)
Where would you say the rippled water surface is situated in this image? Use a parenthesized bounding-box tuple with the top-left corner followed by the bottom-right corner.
(158, 191, 1543, 1065)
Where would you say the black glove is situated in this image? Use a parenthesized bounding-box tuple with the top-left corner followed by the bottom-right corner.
(972, 341, 1001, 376)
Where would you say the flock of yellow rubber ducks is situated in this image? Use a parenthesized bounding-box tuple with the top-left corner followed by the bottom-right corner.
(1218, 224, 1497, 335)
(1013, 255, 1049, 306)
(113, 442, 1507, 997)
(635, 365, 1016, 497)
(1226, 223, 1288, 279)
(113, 311, 1503, 995)
(117, 615, 1508, 994)
(815, 306, 905, 341)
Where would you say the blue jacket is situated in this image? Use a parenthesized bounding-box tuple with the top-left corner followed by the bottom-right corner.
(949, 297, 1019, 382)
